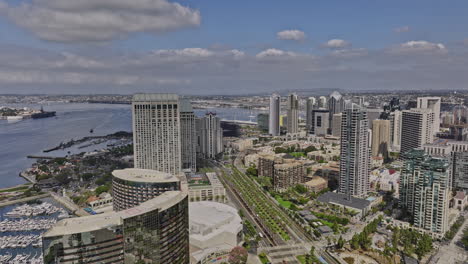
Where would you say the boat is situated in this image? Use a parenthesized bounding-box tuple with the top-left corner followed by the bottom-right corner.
(31, 106, 56, 119)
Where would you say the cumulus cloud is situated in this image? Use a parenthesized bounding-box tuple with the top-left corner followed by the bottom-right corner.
(330, 48, 368, 58)
(323, 39, 350, 49)
(255, 49, 297, 59)
(276, 30, 306, 41)
(0, 0, 201, 42)
(390, 40, 448, 54)
(394, 26, 411, 33)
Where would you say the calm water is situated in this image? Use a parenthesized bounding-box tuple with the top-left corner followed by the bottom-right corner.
(0, 103, 259, 188)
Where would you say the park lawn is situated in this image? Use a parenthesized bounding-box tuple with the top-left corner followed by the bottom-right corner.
(275, 196, 292, 209)
(297, 255, 306, 264)
(290, 152, 306, 158)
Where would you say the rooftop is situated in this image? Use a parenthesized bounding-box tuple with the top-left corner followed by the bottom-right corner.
(179, 99, 193, 113)
(132, 93, 178, 102)
(317, 192, 371, 210)
(112, 168, 180, 183)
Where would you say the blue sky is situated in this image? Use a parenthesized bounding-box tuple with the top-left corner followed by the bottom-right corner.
(0, 0, 466, 94)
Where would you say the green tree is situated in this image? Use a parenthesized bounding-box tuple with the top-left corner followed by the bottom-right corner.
(246, 165, 258, 177)
(415, 234, 433, 260)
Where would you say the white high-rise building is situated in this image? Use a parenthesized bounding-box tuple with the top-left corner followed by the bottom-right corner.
(401, 108, 434, 154)
(180, 99, 197, 171)
(318, 96, 327, 108)
(287, 93, 299, 134)
(371, 119, 391, 159)
(332, 113, 342, 138)
(390, 110, 402, 152)
(269, 94, 281, 136)
(417, 97, 441, 135)
(132, 94, 181, 174)
(339, 104, 371, 198)
(197, 112, 223, 159)
(329, 91, 345, 135)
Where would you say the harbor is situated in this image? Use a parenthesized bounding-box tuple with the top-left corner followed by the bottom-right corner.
(0, 198, 71, 264)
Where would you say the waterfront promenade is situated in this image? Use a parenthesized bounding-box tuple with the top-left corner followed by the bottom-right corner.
(0, 193, 50, 208)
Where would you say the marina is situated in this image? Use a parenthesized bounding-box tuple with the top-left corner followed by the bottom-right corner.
(0, 198, 71, 264)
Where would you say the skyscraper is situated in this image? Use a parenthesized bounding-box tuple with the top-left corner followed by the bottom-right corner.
(197, 112, 224, 159)
(180, 99, 197, 171)
(257, 113, 269, 132)
(417, 97, 441, 135)
(339, 104, 371, 198)
(318, 96, 327, 108)
(328, 91, 345, 134)
(287, 93, 299, 134)
(332, 113, 342, 138)
(371, 119, 391, 159)
(390, 110, 402, 152)
(306, 97, 317, 133)
(269, 93, 281, 136)
(399, 149, 450, 236)
(401, 108, 434, 154)
(452, 151, 468, 191)
(132, 94, 181, 174)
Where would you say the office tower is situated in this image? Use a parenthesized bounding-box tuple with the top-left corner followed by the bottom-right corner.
(332, 113, 342, 138)
(339, 104, 371, 198)
(269, 93, 281, 136)
(453, 105, 468, 124)
(257, 113, 269, 132)
(452, 152, 468, 191)
(306, 97, 317, 133)
(417, 97, 441, 134)
(287, 93, 299, 134)
(273, 162, 306, 192)
(366, 109, 383, 129)
(318, 96, 327, 108)
(371, 119, 391, 159)
(399, 149, 450, 235)
(390, 110, 402, 152)
(310, 109, 330, 136)
(197, 112, 224, 159)
(132, 93, 181, 174)
(328, 91, 345, 134)
(180, 99, 197, 171)
(401, 108, 434, 154)
(112, 168, 181, 211)
(43, 170, 189, 264)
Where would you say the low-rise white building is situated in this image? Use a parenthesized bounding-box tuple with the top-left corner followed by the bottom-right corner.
(189, 202, 243, 264)
(188, 173, 226, 203)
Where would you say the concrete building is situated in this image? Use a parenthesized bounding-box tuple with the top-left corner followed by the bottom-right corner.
(401, 108, 434, 154)
(332, 113, 342, 138)
(452, 151, 468, 191)
(258, 154, 277, 178)
(328, 91, 345, 134)
(257, 113, 269, 132)
(399, 149, 450, 236)
(310, 109, 330, 136)
(371, 119, 391, 159)
(43, 187, 189, 264)
(188, 172, 226, 203)
(366, 108, 383, 129)
(273, 162, 306, 191)
(269, 93, 281, 136)
(112, 168, 181, 211)
(132, 93, 181, 174)
(339, 104, 371, 198)
(197, 112, 224, 159)
(306, 97, 317, 133)
(303, 176, 328, 193)
(180, 99, 197, 171)
(189, 202, 243, 264)
(318, 96, 327, 108)
(390, 110, 402, 152)
(417, 97, 441, 135)
(287, 93, 299, 134)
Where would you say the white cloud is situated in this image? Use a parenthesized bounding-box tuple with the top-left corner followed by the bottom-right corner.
(390, 40, 448, 54)
(256, 48, 297, 58)
(330, 48, 368, 58)
(0, 0, 201, 42)
(276, 30, 306, 41)
(394, 26, 411, 33)
(153, 48, 214, 57)
(323, 39, 350, 49)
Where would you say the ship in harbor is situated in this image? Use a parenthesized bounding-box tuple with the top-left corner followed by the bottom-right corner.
(31, 107, 56, 119)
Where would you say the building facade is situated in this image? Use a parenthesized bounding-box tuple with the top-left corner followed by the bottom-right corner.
(328, 91, 345, 134)
(399, 149, 450, 236)
(417, 97, 441, 135)
(132, 93, 181, 174)
(371, 119, 391, 159)
(306, 97, 317, 133)
(401, 108, 434, 154)
(180, 99, 197, 171)
(273, 162, 306, 191)
(332, 113, 342, 138)
(310, 109, 330, 136)
(197, 112, 224, 159)
(269, 93, 281, 136)
(257, 113, 269, 132)
(452, 151, 468, 191)
(339, 104, 371, 198)
(287, 93, 299, 134)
